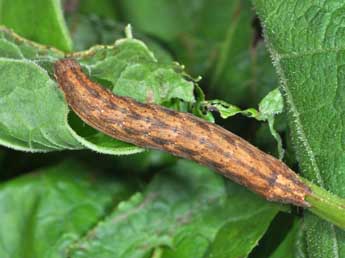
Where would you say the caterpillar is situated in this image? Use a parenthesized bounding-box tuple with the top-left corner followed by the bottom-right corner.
(54, 59, 311, 207)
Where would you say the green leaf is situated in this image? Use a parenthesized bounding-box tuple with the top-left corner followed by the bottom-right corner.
(201, 88, 283, 121)
(121, 0, 278, 105)
(258, 88, 284, 159)
(202, 88, 284, 157)
(204, 206, 278, 258)
(0, 161, 134, 258)
(78, 0, 118, 19)
(75, 39, 194, 104)
(0, 58, 81, 152)
(0, 0, 72, 51)
(253, 0, 345, 256)
(0, 27, 195, 155)
(121, 0, 189, 42)
(258, 88, 284, 121)
(203, 99, 259, 119)
(67, 160, 279, 258)
(66, 14, 173, 64)
(66, 15, 124, 52)
(269, 220, 303, 258)
(0, 26, 64, 60)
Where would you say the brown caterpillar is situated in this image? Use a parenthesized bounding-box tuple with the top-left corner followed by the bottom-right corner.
(54, 59, 311, 207)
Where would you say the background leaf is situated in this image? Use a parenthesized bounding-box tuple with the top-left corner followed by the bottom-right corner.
(66, 14, 173, 63)
(120, 0, 278, 106)
(0, 161, 135, 258)
(67, 160, 279, 258)
(269, 220, 304, 258)
(0, 0, 72, 51)
(77, 0, 118, 20)
(253, 0, 345, 256)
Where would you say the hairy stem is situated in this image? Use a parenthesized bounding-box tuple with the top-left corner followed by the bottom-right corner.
(303, 177, 345, 229)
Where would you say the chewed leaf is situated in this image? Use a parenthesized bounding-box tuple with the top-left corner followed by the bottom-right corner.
(258, 88, 285, 159)
(192, 83, 215, 122)
(203, 99, 259, 119)
(203, 88, 285, 158)
(258, 88, 284, 121)
(0, 27, 195, 155)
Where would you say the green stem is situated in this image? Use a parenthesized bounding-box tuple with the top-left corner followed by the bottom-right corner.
(151, 247, 163, 258)
(302, 178, 345, 229)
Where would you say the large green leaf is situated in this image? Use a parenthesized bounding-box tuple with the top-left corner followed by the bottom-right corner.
(0, 27, 194, 155)
(253, 0, 345, 257)
(0, 161, 135, 258)
(67, 160, 279, 258)
(0, 0, 72, 51)
(0, 59, 81, 152)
